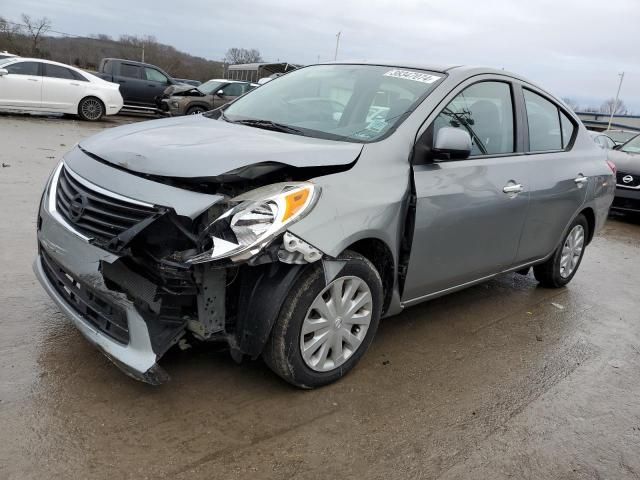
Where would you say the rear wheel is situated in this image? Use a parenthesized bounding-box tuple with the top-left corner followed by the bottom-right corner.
(533, 214, 588, 288)
(263, 251, 383, 388)
(77, 97, 104, 121)
(186, 105, 206, 115)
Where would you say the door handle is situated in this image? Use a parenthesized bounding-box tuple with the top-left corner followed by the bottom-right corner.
(28, 78, 39, 82)
(70, 82, 80, 86)
(574, 175, 589, 187)
(503, 184, 524, 194)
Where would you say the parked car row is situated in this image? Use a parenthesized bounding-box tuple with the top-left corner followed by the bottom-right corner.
(34, 62, 615, 387)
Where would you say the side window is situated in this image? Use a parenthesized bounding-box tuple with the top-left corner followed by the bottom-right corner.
(5, 61, 40, 76)
(71, 70, 88, 82)
(119, 64, 142, 79)
(145, 67, 168, 83)
(222, 83, 244, 96)
(560, 110, 575, 149)
(524, 89, 562, 151)
(44, 64, 76, 80)
(433, 81, 514, 156)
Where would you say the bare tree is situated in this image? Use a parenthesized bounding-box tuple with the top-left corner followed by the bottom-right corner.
(0, 16, 23, 53)
(224, 47, 263, 65)
(561, 97, 580, 112)
(600, 98, 628, 115)
(21, 14, 51, 56)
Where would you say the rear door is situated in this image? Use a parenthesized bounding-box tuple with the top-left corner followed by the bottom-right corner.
(114, 63, 146, 105)
(41, 63, 87, 111)
(513, 88, 586, 263)
(0, 61, 42, 108)
(402, 79, 531, 302)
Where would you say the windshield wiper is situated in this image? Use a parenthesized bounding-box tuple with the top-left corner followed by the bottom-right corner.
(231, 119, 306, 136)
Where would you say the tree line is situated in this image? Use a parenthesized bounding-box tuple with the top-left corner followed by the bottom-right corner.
(0, 14, 264, 82)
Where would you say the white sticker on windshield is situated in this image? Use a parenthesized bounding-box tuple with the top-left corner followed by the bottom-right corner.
(384, 69, 441, 84)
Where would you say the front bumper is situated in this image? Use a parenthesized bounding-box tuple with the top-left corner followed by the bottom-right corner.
(611, 186, 640, 212)
(34, 168, 171, 384)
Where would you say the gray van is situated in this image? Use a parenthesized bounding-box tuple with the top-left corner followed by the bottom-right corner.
(34, 62, 615, 387)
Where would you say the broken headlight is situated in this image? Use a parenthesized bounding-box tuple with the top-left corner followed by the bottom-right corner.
(186, 182, 319, 264)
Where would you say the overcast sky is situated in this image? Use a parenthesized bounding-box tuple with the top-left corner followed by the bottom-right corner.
(5, 0, 640, 111)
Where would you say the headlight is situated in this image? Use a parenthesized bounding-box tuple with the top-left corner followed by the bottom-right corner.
(186, 182, 319, 264)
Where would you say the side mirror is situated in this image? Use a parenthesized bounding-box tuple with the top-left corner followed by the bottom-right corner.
(612, 144, 621, 150)
(216, 89, 225, 97)
(433, 127, 472, 160)
(0, 68, 8, 77)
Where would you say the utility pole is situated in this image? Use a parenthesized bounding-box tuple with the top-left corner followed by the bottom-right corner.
(607, 72, 625, 131)
(334, 31, 341, 61)
(141, 43, 145, 63)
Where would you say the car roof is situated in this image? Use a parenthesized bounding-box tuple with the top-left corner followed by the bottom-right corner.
(320, 60, 523, 77)
(204, 78, 250, 84)
(2, 57, 80, 69)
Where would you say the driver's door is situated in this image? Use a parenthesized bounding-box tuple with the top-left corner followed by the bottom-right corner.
(402, 79, 531, 303)
(212, 82, 244, 108)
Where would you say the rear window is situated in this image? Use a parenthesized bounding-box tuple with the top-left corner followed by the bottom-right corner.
(524, 89, 574, 152)
(44, 64, 76, 80)
(120, 63, 142, 79)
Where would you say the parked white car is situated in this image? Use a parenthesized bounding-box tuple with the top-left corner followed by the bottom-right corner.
(0, 58, 123, 121)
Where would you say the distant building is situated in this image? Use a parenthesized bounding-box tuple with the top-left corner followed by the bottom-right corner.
(577, 112, 640, 132)
(225, 62, 300, 83)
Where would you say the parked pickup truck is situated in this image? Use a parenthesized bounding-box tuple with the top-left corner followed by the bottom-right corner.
(95, 58, 183, 112)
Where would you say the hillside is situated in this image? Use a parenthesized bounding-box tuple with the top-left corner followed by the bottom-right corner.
(0, 32, 224, 81)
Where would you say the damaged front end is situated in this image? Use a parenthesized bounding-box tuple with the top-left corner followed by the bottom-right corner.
(35, 158, 325, 385)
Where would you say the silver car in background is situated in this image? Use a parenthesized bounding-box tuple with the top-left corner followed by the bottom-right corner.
(34, 62, 615, 388)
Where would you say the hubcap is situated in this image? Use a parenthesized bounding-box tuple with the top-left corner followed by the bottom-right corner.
(559, 224, 584, 278)
(81, 99, 102, 120)
(300, 276, 373, 372)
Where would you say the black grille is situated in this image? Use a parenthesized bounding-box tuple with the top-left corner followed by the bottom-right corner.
(41, 249, 130, 344)
(56, 166, 158, 243)
(617, 171, 640, 188)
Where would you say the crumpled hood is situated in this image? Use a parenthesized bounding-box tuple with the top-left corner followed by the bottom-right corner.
(79, 115, 363, 178)
(609, 149, 640, 174)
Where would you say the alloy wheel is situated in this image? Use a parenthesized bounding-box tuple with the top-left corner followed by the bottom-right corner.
(81, 98, 102, 120)
(559, 224, 584, 278)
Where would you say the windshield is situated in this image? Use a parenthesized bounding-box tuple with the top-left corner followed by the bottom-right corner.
(621, 134, 640, 154)
(219, 64, 444, 142)
(0, 58, 14, 66)
(198, 80, 225, 95)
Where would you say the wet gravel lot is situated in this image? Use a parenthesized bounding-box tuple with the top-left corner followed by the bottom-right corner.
(1, 113, 639, 479)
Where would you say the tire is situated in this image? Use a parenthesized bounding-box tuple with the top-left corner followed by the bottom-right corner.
(263, 250, 383, 388)
(77, 97, 105, 121)
(533, 214, 588, 288)
(186, 105, 206, 115)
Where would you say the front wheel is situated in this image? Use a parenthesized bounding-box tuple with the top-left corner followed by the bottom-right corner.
(77, 97, 105, 121)
(186, 105, 206, 115)
(263, 251, 383, 388)
(533, 214, 588, 288)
